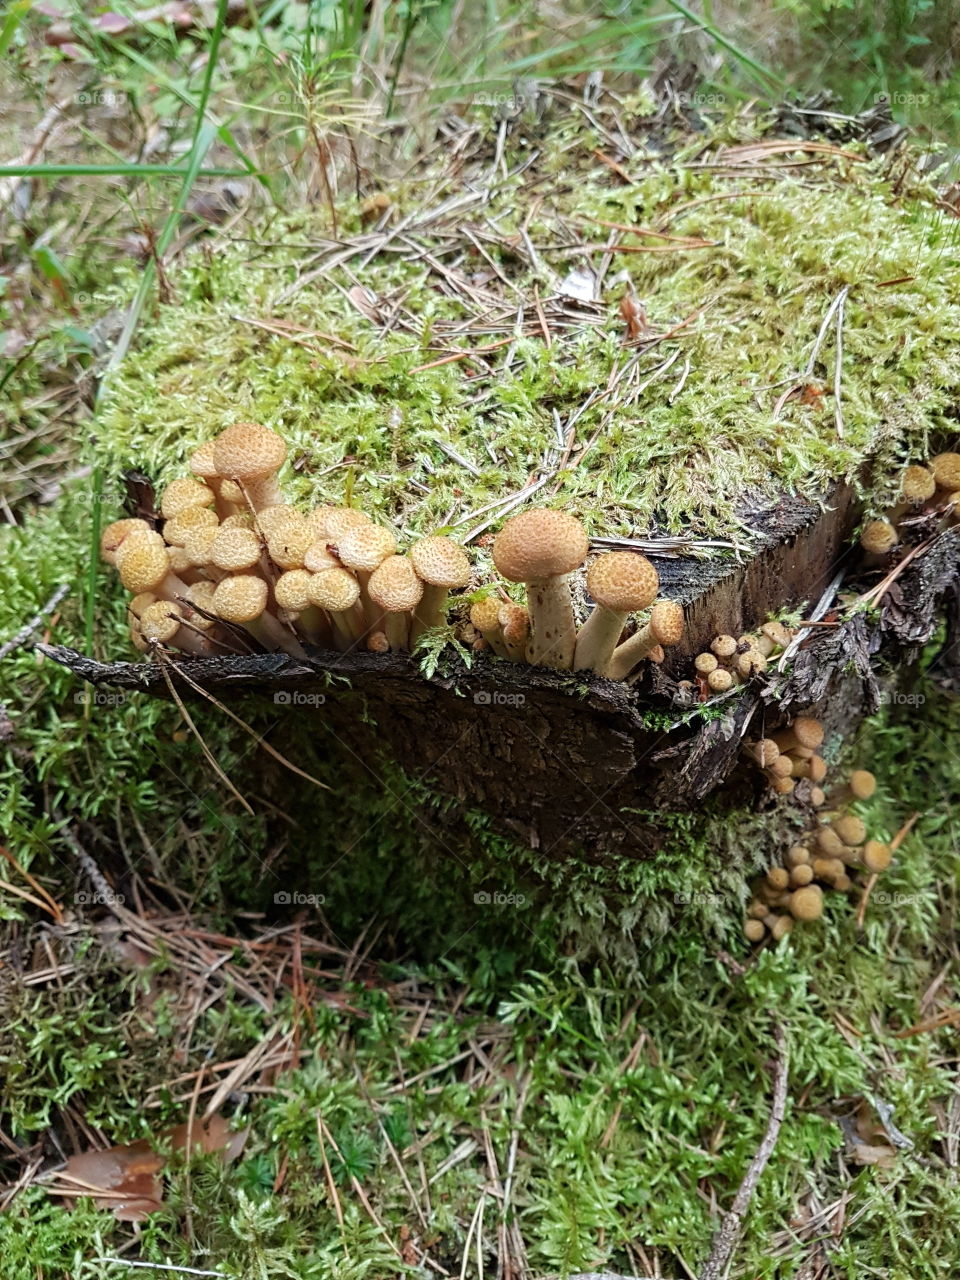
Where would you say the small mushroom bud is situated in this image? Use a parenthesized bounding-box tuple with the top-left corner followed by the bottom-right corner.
(493, 509, 589, 670)
(117, 541, 191, 601)
(498, 603, 531, 662)
(766, 755, 794, 779)
(606, 599, 684, 681)
(190, 440, 235, 518)
(707, 668, 734, 693)
(747, 899, 769, 919)
(788, 885, 823, 922)
(849, 769, 876, 800)
(769, 915, 793, 941)
(307, 568, 365, 649)
(735, 650, 767, 679)
(768, 775, 795, 795)
(900, 464, 937, 503)
(572, 551, 660, 675)
(861, 840, 892, 873)
(809, 785, 826, 808)
(128, 592, 156, 619)
(274, 570, 329, 646)
(766, 867, 790, 891)
(367, 630, 390, 653)
(860, 518, 898, 559)
(710, 634, 738, 659)
(139, 600, 212, 656)
(742, 739, 780, 769)
(409, 536, 472, 643)
(812, 856, 845, 884)
(785, 844, 811, 868)
(773, 717, 824, 754)
(266, 513, 314, 571)
(751, 633, 776, 658)
(182, 582, 218, 632)
(744, 919, 766, 942)
(100, 518, 152, 565)
(694, 652, 718, 675)
(470, 599, 509, 658)
(790, 864, 814, 887)
(304, 540, 340, 573)
(832, 814, 867, 847)
(931, 452, 960, 493)
(213, 575, 306, 657)
(760, 620, 793, 650)
(163, 506, 220, 547)
(791, 753, 827, 782)
(160, 477, 215, 519)
(367, 555, 424, 651)
(213, 422, 287, 511)
(815, 827, 846, 857)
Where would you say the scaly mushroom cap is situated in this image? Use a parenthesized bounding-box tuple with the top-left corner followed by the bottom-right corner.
(118, 542, 173, 593)
(325, 507, 372, 541)
(492, 509, 588, 582)
(182, 525, 220, 567)
(849, 769, 876, 799)
(410, 536, 471, 589)
(832, 814, 867, 846)
(900, 464, 936, 502)
(707, 668, 734, 692)
(160, 476, 215, 519)
(139, 600, 182, 644)
(470, 599, 502, 633)
(368, 555, 423, 613)
(304, 540, 339, 573)
(211, 527, 261, 572)
(649, 600, 684, 646)
(183, 581, 217, 630)
(115, 530, 166, 572)
(220, 512, 256, 531)
(189, 440, 220, 478)
(931, 452, 960, 491)
(163, 506, 219, 546)
(167, 546, 193, 575)
(710, 633, 738, 658)
(790, 716, 824, 749)
(694, 652, 718, 674)
(760, 620, 793, 648)
(789, 885, 823, 922)
(306, 506, 338, 538)
(255, 505, 299, 537)
(862, 840, 892, 872)
(274, 569, 315, 612)
(307, 567, 361, 612)
(585, 552, 659, 614)
(100, 518, 151, 565)
(499, 603, 529, 640)
(860, 518, 898, 554)
(213, 574, 269, 623)
(213, 422, 286, 482)
(128, 592, 156, 619)
(220, 480, 245, 504)
(267, 516, 313, 570)
(338, 523, 398, 572)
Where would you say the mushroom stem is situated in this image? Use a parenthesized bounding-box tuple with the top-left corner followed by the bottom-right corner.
(385, 611, 411, 651)
(245, 610, 307, 658)
(573, 603, 626, 674)
(525, 575, 578, 669)
(239, 476, 284, 513)
(604, 619, 658, 680)
(410, 582, 450, 645)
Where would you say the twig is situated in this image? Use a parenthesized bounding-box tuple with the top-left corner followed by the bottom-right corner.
(833, 287, 847, 439)
(94, 1263, 225, 1277)
(699, 1021, 789, 1280)
(0, 584, 69, 660)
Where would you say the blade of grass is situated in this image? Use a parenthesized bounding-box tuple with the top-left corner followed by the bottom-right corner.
(0, 164, 248, 177)
(0, 0, 30, 58)
(663, 0, 783, 92)
(85, 465, 104, 659)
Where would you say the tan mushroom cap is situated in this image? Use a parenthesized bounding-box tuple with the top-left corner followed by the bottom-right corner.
(274, 569, 315, 612)
(832, 814, 867, 847)
(182, 525, 220, 566)
(267, 517, 313, 570)
(499, 603, 529, 638)
(118, 542, 174, 593)
(931, 452, 960, 491)
(470, 598, 502, 632)
(211, 527, 261, 572)
(189, 440, 220, 479)
(707, 668, 734, 692)
(337, 523, 398, 572)
(183, 581, 217, 630)
(492, 509, 589, 582)
(304, 540, 339, 573)
(900, 464, 936, 502)
(220, 511, 256, 531)
(213, 574, 269, 623)
(220, 480, 245, 504)
(128, 592, 156, 619)
(167, 546, 193, 574)
(163, 506, 219, 546)
(139, 600, 182, 644)
(307, 567, 361, 612)
(410, 536, 471, 589)
(862, 839, 892, 872)
(711, 633, 738, 658)
(368, 555, 423, 613)
(306, 506, 338, 538)
(849, 769, 876, 799)
(790, 716, 824, 749)
(585, 552, 659, 614)
(325, 507, 372, 541)
(100, 518, 151, 565)
(213, 422, 287, 482)
(160, 476, 215, 519)
(789, 884, 823, 922)
(255, 505, 300, 537)
(860, 518, 898, 554)
(115, 530, 166, 571)
(649, 600, 684, 646)
(367, 630, 390, 653)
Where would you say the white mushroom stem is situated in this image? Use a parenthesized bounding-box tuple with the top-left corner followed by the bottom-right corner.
(524, 575, 578, 669)
(354, 569, 381, 631)
(243, 610, 307, 658)
(573, 603, 627, 673)
(384, 611, 411, 652)
(291, 605, 330, 647)
(604, 619, 661, 681)
(325, 604, 366, 650)
(410, 583, 451, 645)
(239, 475, 284, 514)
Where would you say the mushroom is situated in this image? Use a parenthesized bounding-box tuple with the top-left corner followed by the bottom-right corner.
(860, 518, 899, 562)
(498, 603, 530, 662)
(338, 523, 399, 629)
(773, 717, 824, 754)
(210, 527, 262, 575)
(162, 506, 219, 547)
(367, 555, 424, 651)
(605, 599, 684, 681)
(367, 630, 390, 653)
(710, 634, 738, 659)
(831, 814, 866, 847)
(790, 864, 814, 887)
(931, 452, 960, 493)
(899, 464, 937, 504)
(492, 509, 589, 670)
(742, 739, 780, 769)
(788, 885, 823, 922)
(189, 440, 236, 519)
(265, 512, 314, 571)
(848, 769, 876, 800)
(707, 668, 734, 693)
(861, 840, 892, 873)
(744, 918, 766, 942)
(274, 570, 330, 646)
(324, 507, 373, 542)
(160, 477, 215, 520)
(100, 518, 151, 565)
(469, 599, 508, 658)
(573, 552, 659, 675)
(117, 541, 191, 602)
(212, 574, 305, 657)
(138, 600, 213, 656)
(693, 652, 719, 676)
(409, 536, 472, 644)
(212, 422, 287, 512)
(307, 568, 365, 650)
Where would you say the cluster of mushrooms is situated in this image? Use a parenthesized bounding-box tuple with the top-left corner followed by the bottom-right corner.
(860, 452, 960, 562)
(100, 422, 685, 680)
(681, 621, 795, 700)
(740, 717, 891, 941)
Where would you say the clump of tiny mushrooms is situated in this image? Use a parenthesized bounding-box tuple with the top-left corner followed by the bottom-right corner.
(858, 452, 960, 566)
(681, 620, 796, 702)
(739, 712, 893, 943)
(102, 424, 685, 680)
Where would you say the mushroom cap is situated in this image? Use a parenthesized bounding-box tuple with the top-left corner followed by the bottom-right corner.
(849, 768, 876, 799)
(367, 630, 390, 653)
(585, 552, 659, 613)
(115, 530, 166, 573)
(213, 574, 269, 623)
(368, 555, 423, 613)
(100, 518, 151, 565)
(790, 716, 824, 748)
(213, 422, 286, 482)
(118, 542, 172, 593)
(832, 814, 867, 847)
(220, 480, 245, 503)
(760, 620, 793, 648)
(789, 885, 823, 922)
(183, 581, 217, 630)
(409, 536, 471, 589)
(338, 523, 398, 572)
(862, 839, 892, 872)
(744, 918, 766, 942)
(139, 600, 182, 644)
(931, 452, 960, 491)
(167, 546, 193, 574)
(307, 567, 361, 612)
(211, 527, 261, 571)
(498, 603, 530, 640)
(649, 600, 684, 646)
(189, 440, 220, 479)
(750, 738, 781, 767)
(860, 518, 898, 554)
(128, 592, 156, 619)
(163, 506, 219, 546)
(815, 827, 845, 856)
(900, 464, 936, 502)
(220, 512, 256, 531)
(304, 540, 340, 573)
(707, 668, 733, 692)
(306, 506, 338, 538)
(160, 476, 215, 519)
(267, 517, 313, 570)
(694, 652, 718, 674)
(274, 569, 315, 612)
(255, 505, 300, 538)
(325, 507, 373, 541)
(470, 598, 502, 633)
(182, 525, 220, 566)
(492, 509, 588, 582)
(710, 633, 738, 658)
